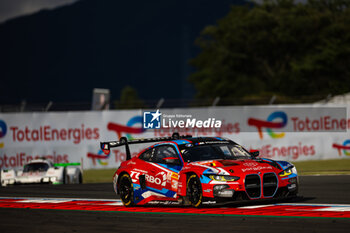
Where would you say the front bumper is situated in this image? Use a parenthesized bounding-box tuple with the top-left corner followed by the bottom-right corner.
(201, 173, 298, 200)
(212, 184, 235, 198)
(3, 176, 62, 185)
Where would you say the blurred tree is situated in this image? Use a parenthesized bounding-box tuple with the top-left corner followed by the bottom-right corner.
(115, 86, 144, 109)
(189, 0, 350, 100)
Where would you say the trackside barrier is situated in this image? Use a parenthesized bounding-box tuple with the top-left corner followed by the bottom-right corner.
(0, 104, 349, 169)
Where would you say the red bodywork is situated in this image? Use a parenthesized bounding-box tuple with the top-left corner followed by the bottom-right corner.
(112, 138, 298, 205)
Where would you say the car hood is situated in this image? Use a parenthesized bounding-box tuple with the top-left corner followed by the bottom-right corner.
(19, 171, 47, 177)
(188, 159, 279, 175)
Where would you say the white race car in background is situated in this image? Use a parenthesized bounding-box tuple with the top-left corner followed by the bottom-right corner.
(0, 158, 83, 187)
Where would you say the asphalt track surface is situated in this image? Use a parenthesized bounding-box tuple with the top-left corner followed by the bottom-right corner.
(0, 175, 350, 233)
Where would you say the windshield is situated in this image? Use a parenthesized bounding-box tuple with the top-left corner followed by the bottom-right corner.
(23, 163, 49, 172)
(181, 144, 251, 162)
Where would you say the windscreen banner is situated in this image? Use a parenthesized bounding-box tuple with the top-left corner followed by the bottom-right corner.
(0, 104, 349, 169)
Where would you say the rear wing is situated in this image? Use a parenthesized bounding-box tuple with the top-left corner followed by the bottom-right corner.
(100, 132, 192, 160)
(54, 162, 81, 167)
(54, 157, 84, 174)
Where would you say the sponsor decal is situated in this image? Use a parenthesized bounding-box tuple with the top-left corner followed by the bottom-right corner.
(243, 162, 259, 167)
(248, 111, 287, 139)
(130, 170, 167, 187)
(241, 166, 272, 173)
(332, 140, 350, 156)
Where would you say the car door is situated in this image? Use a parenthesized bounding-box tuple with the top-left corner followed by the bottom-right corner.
(148, 144, 183, 196)
(135, 148, 154, 185)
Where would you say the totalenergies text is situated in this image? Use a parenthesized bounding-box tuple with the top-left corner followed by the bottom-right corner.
(10, 124, 99, 144)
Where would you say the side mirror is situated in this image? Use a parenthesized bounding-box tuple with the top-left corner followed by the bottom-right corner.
(250, 150, 260, 157)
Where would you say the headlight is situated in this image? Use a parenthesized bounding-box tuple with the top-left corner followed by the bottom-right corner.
(207, 175, 240, 182)
(50, 177, 57, 182)
(279, 168, 293, 177)
(43, 177, 50, 182)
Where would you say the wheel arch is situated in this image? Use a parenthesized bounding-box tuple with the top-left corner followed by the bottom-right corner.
(185, 172, 203, 207)
(115, 171, 130, 194)
(178, 171, 202, 196)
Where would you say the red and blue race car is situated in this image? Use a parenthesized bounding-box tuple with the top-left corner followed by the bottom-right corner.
(100, 133, 298, 207)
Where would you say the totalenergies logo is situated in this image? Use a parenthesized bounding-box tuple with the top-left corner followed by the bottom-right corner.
(248, 111, 288, 139)
(86, 116, 145, 166)
(332, 140, 350, 156)
(107, 116, 146, 140)
(0, 120, 7, 148)
(87, 149, 110, 166)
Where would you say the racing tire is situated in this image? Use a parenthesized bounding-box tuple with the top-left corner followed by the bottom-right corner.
(63, 167, 67, 184)
(187, 174, 203, 207)
(118, 174, 134, 207)
(288, 183, 299, 197)
(78, 172, 83, 184)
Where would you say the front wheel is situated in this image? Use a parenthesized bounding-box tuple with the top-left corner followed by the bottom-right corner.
(118, 174, 134, 207)
(187, 174, 203, 207)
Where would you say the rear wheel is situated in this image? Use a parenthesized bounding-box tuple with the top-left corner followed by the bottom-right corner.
(63, 167, 67, 184)
(118, 174, 134, 206)
(187, 174, 203, 207)
(78, 172, 83, 184)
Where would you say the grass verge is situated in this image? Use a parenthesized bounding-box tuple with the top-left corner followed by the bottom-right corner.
(83, 168, 116, 183)
(292, 159, 350, 175)
(82, 159, 350, 183)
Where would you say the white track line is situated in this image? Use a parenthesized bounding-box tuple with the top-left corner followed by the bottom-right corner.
(0, 196, 122, 202)
(1, 197, 350, 209)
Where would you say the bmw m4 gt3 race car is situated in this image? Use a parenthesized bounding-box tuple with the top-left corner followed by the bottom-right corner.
(101, 133, 298, 207)
(0, 158, 83, 187)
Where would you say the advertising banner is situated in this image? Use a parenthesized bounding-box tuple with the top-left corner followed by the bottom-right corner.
(0, 104, 349, 170)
